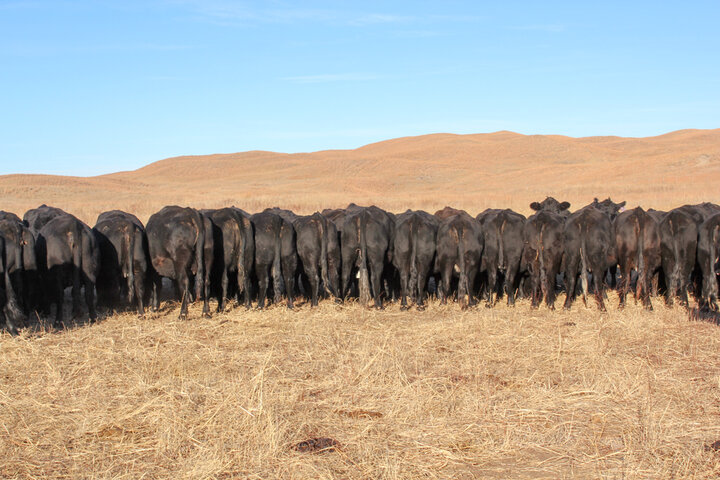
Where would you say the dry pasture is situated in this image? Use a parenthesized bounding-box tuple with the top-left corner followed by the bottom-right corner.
(2, 129, 720, 478)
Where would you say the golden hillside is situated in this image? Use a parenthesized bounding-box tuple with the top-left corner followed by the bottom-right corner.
(1, 128, 718, 225)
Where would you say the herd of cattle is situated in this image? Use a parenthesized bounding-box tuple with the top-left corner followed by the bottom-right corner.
(0, 197, 719, 335)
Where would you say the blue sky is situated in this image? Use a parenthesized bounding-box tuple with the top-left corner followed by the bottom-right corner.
(1, 1, 718, 176)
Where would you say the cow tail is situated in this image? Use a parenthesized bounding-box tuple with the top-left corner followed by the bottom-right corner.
(13, 222, 23, 272)
(634, 215, 644, 301)
(498, 218, 507, 272)
(538, 223, 547, 301)
(669, 219, 681, 298)
(579, 224, 590, 303)
(457, 225, 469, 308)
(272, 223, 283, 298)
(409, 216, 419, 300)
(237, 220, 247, 297)
(193, 211, 206, 301)
(358, 213, 371, 306)
(126, 224, 136, 305)
(319, 215, 330, 296)
(708, 224, 719, 307)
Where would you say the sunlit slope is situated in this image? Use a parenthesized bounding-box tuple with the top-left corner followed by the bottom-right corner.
(0, 129, 717, 224)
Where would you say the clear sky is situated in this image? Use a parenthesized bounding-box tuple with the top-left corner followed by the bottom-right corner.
(1, 1, 718, 176)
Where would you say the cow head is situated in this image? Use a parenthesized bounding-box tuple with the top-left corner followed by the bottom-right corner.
(591, 197, 626, 219)
(529, 197, 571, 215)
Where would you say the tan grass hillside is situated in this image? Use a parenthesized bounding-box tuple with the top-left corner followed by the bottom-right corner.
(0, 128, 718, 223)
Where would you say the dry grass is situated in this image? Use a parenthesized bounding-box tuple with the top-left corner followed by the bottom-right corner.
(3, 297, 720, 479)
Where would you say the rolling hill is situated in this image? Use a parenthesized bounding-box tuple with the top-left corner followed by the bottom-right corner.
(1, 128, 718, 224)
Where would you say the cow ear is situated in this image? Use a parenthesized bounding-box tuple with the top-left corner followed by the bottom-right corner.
(559, 201, 571, 210)
(530, 202, 541, 211)
(618, 201, 626, 208)
(593, 197, 599, 203)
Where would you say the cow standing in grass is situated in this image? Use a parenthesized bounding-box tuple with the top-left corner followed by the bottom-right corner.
(521, 199, 569, 309)
(146, 206, 212, 319)
(393, 210, 438, 310)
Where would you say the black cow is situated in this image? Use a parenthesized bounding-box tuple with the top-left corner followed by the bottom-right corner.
(521, 204, 567, 309)
(294, 213, 340, 307)
(23, 204, 70, 235)
(696, 213, 720, 309)
(146, 206, 212, 319)
(341, 205, 395, 308)
(392, 210, 439, 310)
(613, 207, 661, 310)
(435, 212, 483, 309)
(563, 204, 619, 311)
(658, 209, 698, 307)
(93, 210, 151, 316)
(477, 208, 526, 306)
(202, 207, 255, 311)
(250, 211, 297, 309)
(0, 214, 38, 316)
(36, 214, 100, 326)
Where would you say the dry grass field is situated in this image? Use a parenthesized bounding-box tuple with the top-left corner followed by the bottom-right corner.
(2, 129, 720, 478)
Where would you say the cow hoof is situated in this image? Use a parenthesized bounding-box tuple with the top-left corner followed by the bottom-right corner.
(400, 305, 409, 311)
(178, 314, 188, 321)
(484, 302, 493, 309)
(416, 305, 425, 312)
(202, 312, 212, 319)
(54, 321, 64, 330)
(645, 304, 654, 312)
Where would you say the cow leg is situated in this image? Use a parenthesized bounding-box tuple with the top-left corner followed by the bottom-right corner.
(54, 273, 64, 328)
(467, 264, 479, 308)
(256, 263, 269, 310)
(217, 268, 228, 313)
(416, 269, 428, 311)
(84, 277, 97, 323)
(399, 267, 409, 310)
(563, 271, 578, 311)
(592, 265, 607, 312)
(1, 309, 18, 336)
(151, 272, 161, 312)
(485, 265, 497, 308)
(370, 259, 384, 309)
(282, 261, 295, 310)
(505, 266, 518, 306)
(679, 277, 690, 308)
(618, 262, 631, 309)
(176, 264, 190, 320)
(309, 267, 320, 308)
(545, 264, 560, 310)
(134, 272, 145, 317)
(71, 264, 82, 319)
(663, 261, 675, 306)
(638, 269, 653, 311)
(529, 268, 541, 309)
(608, 264, 618, 290)
(440, 261, 453, 305)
